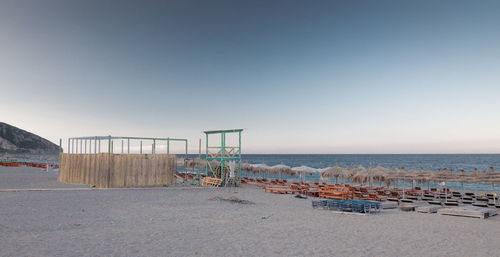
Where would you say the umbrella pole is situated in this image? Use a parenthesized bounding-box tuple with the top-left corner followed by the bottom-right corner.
(461, 182, 464, 201)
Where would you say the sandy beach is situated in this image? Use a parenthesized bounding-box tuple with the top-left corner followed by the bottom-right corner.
(0, 166, 498, 257)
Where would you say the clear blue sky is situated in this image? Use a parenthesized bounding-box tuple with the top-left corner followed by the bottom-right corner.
(1, 0, 500, 154)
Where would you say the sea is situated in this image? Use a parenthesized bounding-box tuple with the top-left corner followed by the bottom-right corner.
(239, 154, 500, 172)
(186, 154, 500, 192)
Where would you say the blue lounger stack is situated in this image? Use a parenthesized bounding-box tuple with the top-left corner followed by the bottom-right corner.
(312, 199, 381, 214)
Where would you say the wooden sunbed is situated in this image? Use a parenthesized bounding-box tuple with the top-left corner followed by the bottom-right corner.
(264, 185, 293, 194)
(438, 206, 497, 219)
(416, 205, 442, 213)
(319, 186, 353, 200)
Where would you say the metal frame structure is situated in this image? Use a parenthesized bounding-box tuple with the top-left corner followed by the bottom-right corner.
(204, 129, 243, 186)
(62, 136, 188, 159)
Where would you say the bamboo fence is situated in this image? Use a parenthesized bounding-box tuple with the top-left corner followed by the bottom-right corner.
(58, 153, 175, 188)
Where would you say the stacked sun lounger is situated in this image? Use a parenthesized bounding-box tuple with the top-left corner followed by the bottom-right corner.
(312, 199, 381, 214)
(319, 186, 354, 200)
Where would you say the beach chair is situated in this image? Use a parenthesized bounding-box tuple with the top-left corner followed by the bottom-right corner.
(319, 186, 353, 200)
(312, 200, 328, 209)
(264, 184, 292, 194)
(428, 200, 443, 206)
(365, 193, 383, 201)
(444, 201, 459, 207)
(319, 199, 381, 213)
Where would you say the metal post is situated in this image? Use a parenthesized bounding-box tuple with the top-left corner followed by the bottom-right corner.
(185, 140, 188, 161)
(98, 139, 101, 153)
(152, 139, 156, 154)
(167, 138, 170, 155)
(221, 132, 225, 184)
(94, 137, 97, 154)
(121, 140, 124, 154)
(84, 139, 87, 154)
(127, 139, 130, 154)
(80, 139, 83, 154)
(108, 136, 111, 153)
(140, 141, 142, 154)
(205, 134, 209, 176)
(238, 131, 242, 184)
(67, 139, 70, 154)
(198, 139, 202, 159)
(197, 138, 202, 182)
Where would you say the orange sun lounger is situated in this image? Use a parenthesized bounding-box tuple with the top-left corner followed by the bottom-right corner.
(264, 185, 293, 194)
(319, 186, 354, 200)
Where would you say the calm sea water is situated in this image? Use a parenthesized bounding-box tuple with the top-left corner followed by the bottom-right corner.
(239, 154, 500, 172)
(186, 154, 500, 192)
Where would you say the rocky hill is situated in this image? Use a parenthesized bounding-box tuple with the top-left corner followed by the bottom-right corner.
(0, 122, 60, 154)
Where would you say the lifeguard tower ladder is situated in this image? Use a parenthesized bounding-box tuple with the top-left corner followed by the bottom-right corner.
(204, 129, 243, 186)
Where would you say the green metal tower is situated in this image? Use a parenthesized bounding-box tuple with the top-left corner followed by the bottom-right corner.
(204, 129, 243, 186)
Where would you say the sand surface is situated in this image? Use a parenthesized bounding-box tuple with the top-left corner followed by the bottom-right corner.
(0, 166, 88, 189)
(1, 166, 499, 257)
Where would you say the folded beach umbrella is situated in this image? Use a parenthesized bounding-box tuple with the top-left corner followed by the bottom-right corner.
(451, 169, 474, 190)
(484, 167, 499, 189)
(486, 178, 500, 189)
(351, 170, 369, 185)
(291, 165, 317, 174)
(252, 163, 271, 173)
(471, 168, 480, 176)
(320, 164, 344, 183)
(371, 165, 390, 186)
(270, 164, 293, 174)
(292, 165, 317, 181)
(386, 167, 409, 188)
(414, 168, 434, 183)
(241, 163, 253, 172)
(404, 169, 420, 182)
(338, 167, 354, 184)
(433, 168, 457, 183)
(270, 164, 294, 179)
(450, 169, 467, 183)
(259, 163, 273, 178)
(486, 166, 496, 174)
(485, 167, 500, 179)
(347, 165, 367, 185)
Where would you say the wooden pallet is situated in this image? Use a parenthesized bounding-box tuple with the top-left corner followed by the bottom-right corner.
(201, 177, 222, 187)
